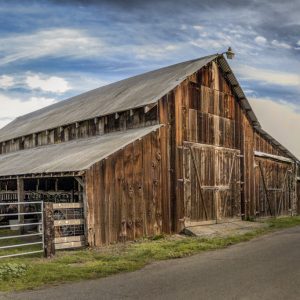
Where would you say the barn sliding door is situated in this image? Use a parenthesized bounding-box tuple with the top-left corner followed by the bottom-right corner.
(183, 142, 241, 223)
(254, 158, 294, 217)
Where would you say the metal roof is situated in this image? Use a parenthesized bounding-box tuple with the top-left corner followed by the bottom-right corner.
(0, 54, 217, 143)
(0, 125, 161, 177)
(0, 53, 297, 162)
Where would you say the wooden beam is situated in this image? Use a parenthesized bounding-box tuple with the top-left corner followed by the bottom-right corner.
(43, 202, 55, 258)
(54, 219, 84, 226)
(189, 146, 208, 220)
(17, 178, 24, 231)
(0, 171, 83, 180)
(254, 151, 293, 164)
(54, 235, 85, 244)
(75, 176, 84, 188)
(53, 203, 83, 209)
(144, 103, 157, 114)
(55, 241, 85, 250)
(184, 141, 240, 153)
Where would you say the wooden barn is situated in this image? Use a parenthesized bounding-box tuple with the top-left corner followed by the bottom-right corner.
(297, 166, 300, 214)
(0, 53, 299, 254)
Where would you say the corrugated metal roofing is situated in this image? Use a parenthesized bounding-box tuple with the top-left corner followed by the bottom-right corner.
(0, 125, 161, 177)
(0, 54, 218, 143)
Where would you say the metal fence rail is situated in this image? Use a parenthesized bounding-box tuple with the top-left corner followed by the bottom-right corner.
(0, 201, 44, 259)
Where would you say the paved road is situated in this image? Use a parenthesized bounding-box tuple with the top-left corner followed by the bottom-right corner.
(2, 226, 300, 300)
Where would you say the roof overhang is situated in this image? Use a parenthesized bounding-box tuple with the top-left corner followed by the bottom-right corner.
(0, 125, 162, 179)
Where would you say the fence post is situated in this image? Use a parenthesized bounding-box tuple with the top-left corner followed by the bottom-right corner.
(43, 202, 55, 258)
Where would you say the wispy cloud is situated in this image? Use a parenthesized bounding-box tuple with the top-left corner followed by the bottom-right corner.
(236, 65, 300, 87)
(0, 75, 14, 89)
(0, 28, 106, 66)
(26, 74, 70, 93)
(271, 39, 291, 49)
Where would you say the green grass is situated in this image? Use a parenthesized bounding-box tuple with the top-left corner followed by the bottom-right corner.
(1, 216, 300, 292)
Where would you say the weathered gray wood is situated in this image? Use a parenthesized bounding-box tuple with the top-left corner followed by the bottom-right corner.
(43, 202, 55, 258)
(53, 203, 83, 209)
(17, 178, 24, 233)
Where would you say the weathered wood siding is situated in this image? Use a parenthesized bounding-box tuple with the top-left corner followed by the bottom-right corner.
(158, 60, 297, 229)
(241, 115, 255, 218)
(159, 61, 244, 229)
(255, 131, 288, 157)
(253, 131, 296, 217)
(183, 143, 241, 223)
(297, 179, 300, 215)
(85, 127, 170, 246)
(254, 157, 294, 217)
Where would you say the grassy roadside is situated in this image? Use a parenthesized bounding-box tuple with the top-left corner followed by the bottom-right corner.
(1, 216, 300, 292)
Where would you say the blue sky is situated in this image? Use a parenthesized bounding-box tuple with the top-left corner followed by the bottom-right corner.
(0, 0, 299, 157)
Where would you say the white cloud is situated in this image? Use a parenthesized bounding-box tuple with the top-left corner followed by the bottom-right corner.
(254, 36, 267, 46)
(249, 98, 300, 159)
(297, 41, 300, 46)
(133, 43, 180, 60)
(271, 39, 291, 49)
(0, 94, 57, 129)
(193, 25, 204, 31)
(236, 65, 300, 87)
(0, 75, 14, 89)
(26, 74, 70, 93)
(189, 27, 258, 56)
(0, 28, 106, 65)
(253, 37, 291, 49)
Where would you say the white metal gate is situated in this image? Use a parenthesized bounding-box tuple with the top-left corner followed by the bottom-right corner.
(0, 200, 44, 259)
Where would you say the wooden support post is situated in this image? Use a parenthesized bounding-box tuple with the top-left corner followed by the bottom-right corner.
(43, 202, 55, 258)
(82, 176, 88, 245)
(55, 179, 58, 192)
(36, 179, 39, 192)
(75, 176, 88, 245)
(17, 178, 24, 233)
(75, 176, 84, 189)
